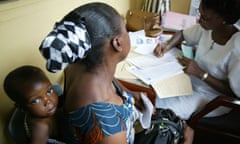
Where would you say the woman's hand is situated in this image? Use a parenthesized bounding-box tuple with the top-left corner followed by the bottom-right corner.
(113, 78, 146, 111)
(182, 121, 194, 144)
(131, 91, 146, 112)
(177, 57, 204, 78)
(153, 43, 170, 57)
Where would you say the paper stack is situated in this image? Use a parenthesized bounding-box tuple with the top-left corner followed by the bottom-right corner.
(115, 30, 193, 99)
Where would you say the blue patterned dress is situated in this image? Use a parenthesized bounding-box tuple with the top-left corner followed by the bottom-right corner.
(63, 81, 135, 144)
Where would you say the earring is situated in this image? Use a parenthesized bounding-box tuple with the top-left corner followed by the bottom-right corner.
(117, 47, 123, 52)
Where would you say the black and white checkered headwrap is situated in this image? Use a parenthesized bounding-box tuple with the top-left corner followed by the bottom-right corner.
(39, 20, 91, 73)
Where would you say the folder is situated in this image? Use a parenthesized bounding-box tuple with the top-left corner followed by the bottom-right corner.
(162, 11, 197, 32)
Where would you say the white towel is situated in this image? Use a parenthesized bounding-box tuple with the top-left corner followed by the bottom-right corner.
(132, 92, 154, 129)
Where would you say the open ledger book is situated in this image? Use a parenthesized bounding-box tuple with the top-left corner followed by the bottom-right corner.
(115, 30, 192, 99)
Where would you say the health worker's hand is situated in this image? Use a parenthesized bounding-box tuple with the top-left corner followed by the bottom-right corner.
(177, 57, 204, 78)
(154, 43, 170, 57)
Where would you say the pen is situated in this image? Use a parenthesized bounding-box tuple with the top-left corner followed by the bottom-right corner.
(156, 34, 165, 56)
(158, 34, 163, 44)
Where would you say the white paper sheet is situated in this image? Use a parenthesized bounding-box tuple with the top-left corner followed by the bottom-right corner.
(127, 61, 184, 85)
(127, 48, 181, 68)
(129, 30, 173, 55)
(139, 92, 154, 129)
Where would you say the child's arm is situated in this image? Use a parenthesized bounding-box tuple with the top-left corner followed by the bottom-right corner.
(28, 121, 49, 144)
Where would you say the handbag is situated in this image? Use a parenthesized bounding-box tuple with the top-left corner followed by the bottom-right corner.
(134, 108, 185, 144)
(126, 9, 162, 37)
(126, 9, 157, 32)
(144, 15, 163, 37)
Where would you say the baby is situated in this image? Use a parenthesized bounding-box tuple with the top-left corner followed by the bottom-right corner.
(4, 65, 64, 144)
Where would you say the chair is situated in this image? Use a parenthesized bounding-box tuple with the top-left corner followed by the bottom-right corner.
(117, 79, 156, 105)
(187, 95, 240, 144)
(8, 107, 27, 144)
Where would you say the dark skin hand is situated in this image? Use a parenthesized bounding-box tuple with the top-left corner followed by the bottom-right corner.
(178, 57, 235, 96)
(130, 91, 146, 111)
(154, 31, 184, 57)
(177, 57, 203, 78)
(114, 79, 146, 111)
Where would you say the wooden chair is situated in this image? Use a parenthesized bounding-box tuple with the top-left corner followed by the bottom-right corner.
(117, 79, 156, 105)
(187, 95, 240, 144)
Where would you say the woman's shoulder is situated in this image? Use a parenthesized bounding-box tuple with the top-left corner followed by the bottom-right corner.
(184, 24, 206, 33)
(233, 30, 240, 41)
(231, 31, 240, 56)
(183, 24, 207, 44)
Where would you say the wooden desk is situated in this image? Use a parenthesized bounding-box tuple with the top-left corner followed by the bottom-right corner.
(117, 79, 156, 106)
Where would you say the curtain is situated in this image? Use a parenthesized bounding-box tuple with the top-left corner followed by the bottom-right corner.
(142, 0, 171, 15)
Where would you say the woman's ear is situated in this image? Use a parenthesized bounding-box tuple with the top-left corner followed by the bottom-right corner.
(112, 37, 123, 52)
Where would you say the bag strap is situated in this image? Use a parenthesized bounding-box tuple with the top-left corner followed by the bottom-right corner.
(153, 108, 179, 121)
(151, 119, 182, 129)
(151, 119, 184, 135)
(112, 80, 123, 96)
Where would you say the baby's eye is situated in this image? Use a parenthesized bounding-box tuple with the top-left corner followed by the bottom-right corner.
(47, 88, 54, 96)
(31, 99, 41, 104)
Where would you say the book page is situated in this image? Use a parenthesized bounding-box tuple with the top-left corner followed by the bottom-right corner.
(127, 61, 184, 85)
(151, 73, 192, 99)
(127, 48, 181, 68)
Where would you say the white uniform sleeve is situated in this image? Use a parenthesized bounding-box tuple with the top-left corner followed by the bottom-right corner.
(228, 34, 240, 97)
(183, 24, 204, 45)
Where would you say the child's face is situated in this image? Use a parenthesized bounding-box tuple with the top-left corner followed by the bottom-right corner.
(23, 80, 58, 118)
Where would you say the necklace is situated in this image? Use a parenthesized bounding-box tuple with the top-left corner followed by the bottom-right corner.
(198, 40, 214, 59)
(209, 40, 214, 50)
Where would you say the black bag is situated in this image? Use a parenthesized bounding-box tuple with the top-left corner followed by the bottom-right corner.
(134, 108, 185, 144)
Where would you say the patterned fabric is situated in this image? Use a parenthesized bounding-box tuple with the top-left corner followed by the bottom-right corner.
(63, 81, 135, 144)
(142, 0, 171, 15)
(39, 20, 91, 73)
